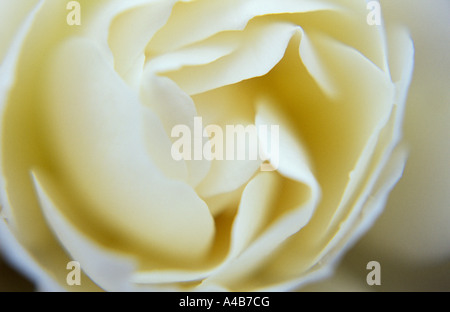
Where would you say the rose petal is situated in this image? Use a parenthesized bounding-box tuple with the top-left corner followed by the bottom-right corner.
(225, 28, 414, 291)
(148, 0, 341, 53)
(200, 98, 321, 288)
(0, 0, 41, 63)
(78, 0, 177, 61)
(41, 37, 215, 260)
(360, 0, 450, 266)
(229, 172, 282, 256)
(132, 99, 320, 286)
(108, 0, 177, 86)
(29, 169, 186, 291)
(0, 218, 65, 292)
(193, 84, 262, 198)
(140, 74, 211, 187)
(1, 0, 44, 218)
(161, 20, 302, 95)
(145, 31, 238, 74)
(262, 147, 408, 291)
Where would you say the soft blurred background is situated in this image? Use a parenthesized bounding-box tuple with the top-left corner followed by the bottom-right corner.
(1, 0, 449, 291)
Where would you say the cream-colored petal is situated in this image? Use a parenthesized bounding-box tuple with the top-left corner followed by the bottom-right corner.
(255, 99, 315, 185)
(229, 172, 281, 257)
(0, 0, 44, 222)
(324, 27, 413, 237)
(148, 0, 341, 53)
(299, 30, 393, 98)
(263, 148, 408, 292)
(362, 0, 450, 266)
(0, 1, 104, 292)
(193, 84, 261, 198)
(145, 31, 238, 74)
(277, 30, 396, 240)
(163, 20, 302, 95)
(30, 170, 184, 291)
(42, 37, 214, 260)
(196, 156, 261, 198)
(0, 218, 64, 292)
(297, 0, 389, 74)
(133, 99, 320, 285)
(202, 99, 321, 289)
(0, 0, 41, 63)
(230, 27, 414, 291)
(140, 74, 211, 187)
(77, 0, 176, 63)
(108, 0, 176, 85)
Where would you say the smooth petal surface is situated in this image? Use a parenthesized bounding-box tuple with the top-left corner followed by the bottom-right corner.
(31, 170, 140, 292)
(108, 0, 177, 86)
(162, 20, 303, 95)
(147, 0, 341, 53)
(140, 74, 211, 187)
(42, 37, 215, 261)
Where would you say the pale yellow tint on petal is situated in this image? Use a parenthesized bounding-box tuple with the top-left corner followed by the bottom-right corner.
(230, 27, 413, 292)
(31, 170, 185, 291)
(140, 74, 211, 187)
(148, 0, 340, 53)
(163, 19, 301, 95)
(108, 0, 176, 86)
(41, 37, 215, 261)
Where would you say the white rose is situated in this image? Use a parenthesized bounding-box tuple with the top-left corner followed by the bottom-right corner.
(0, 0, 413, 291)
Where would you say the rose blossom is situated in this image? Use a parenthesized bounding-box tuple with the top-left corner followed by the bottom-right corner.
(0, 0, 413, 291)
